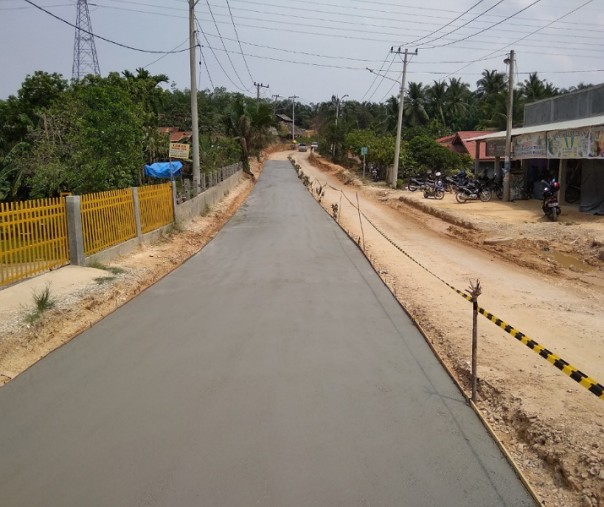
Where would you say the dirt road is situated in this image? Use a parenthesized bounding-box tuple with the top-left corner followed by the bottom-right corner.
(281, 151, 604, 507)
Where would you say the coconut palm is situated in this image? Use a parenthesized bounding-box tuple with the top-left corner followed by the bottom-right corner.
(427, 80, 447, 125)
(404, 82, 429, 127)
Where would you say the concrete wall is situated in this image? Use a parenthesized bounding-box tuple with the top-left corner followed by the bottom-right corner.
(176, 170, 245, 222)
(524, 84, 604, 126)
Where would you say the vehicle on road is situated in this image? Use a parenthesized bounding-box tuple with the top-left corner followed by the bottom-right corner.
(298, 143, 308, 152)
(542, 179, 561, 221)
(311, 141, 319, 151)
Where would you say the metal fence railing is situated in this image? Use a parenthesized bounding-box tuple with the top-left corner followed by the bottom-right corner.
(81, 188, 136, 256)
(139, 183, 174, 234)
(0, 198, 69, 286)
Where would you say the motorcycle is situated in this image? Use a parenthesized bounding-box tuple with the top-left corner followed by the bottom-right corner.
(446, 171, 470, 193)
(478, 176, 504, 200)
(542, 179, 561, 221)
(455, 180, 492, 203)
(371, 166, 379, 181)
(407, 175, 428, 192)
(423, 172, 445, 199)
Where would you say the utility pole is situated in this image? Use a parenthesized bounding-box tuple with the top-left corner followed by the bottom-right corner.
(189, 0, 201, 194)
(254, 82, 269, 106)
(288, 95, 299, 142)
(503, 50, 515, 202)
(391, 47, 417, 189)
(272, 94, 282, 102)
(332, 94, 348, 158)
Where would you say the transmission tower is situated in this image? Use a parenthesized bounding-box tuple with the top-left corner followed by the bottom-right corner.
(72, 0, 101, 80)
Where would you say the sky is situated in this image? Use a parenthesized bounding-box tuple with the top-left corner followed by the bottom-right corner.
(1, 0, 603, 108)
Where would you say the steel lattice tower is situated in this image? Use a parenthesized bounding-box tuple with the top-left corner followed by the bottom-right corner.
(72, 0, 101, 80)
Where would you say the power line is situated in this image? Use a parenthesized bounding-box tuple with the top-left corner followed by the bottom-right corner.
(143, 36, 189, 69)
(405, 0, 493, 47)
(24, 0, 193, 54)
(446, 0, 595, 79)
(361, 51, 391, 101)
(224, 0, 254, 83)
(203, 0, 250, 91)
(420, 0, 544, 49)
(195, 18, 248, 93)
(197, 28, 215, 90)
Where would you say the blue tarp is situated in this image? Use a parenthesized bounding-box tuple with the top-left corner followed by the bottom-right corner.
(144, 161, 183, 179)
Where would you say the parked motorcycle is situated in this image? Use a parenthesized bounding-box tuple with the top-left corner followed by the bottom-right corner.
(542, 179, 561, 221)
(407, 175, 428, 192)
(446, 171, 470, 193)
(455, 180, 492, 203)
(423, 172, 445, 199)
(371, 166, 379, 181)
(478, 176, 504, 200)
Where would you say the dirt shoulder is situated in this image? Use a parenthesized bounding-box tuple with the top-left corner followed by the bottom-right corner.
(285, 150, 604, 507)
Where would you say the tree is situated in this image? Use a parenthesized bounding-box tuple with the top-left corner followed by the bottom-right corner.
(521, 73, 559, 103)
(427, 80, 447, 126)
(404, 82, 429, 127)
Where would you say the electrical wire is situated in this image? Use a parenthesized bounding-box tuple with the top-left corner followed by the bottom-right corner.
(224, 0, 254, 83)
(203, 0, 250, 90)
(195, 18, 248, 92)
(446, 0, 595, 78)
(421, 0, 544, 49)
(143, 36, 189, 68)
(361, 51, 391, 101)
(23, 0, 193, 54)
(405, 0, 493, 47)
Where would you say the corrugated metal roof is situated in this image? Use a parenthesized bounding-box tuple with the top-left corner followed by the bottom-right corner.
(467, 115, 604, 141)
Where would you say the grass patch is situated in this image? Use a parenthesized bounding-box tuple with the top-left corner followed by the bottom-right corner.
(94, 276, 116, 284)
(24, 285, 55, 324)
(87, 261, 125, 275)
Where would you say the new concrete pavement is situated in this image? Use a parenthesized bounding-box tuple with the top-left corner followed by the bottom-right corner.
(0, 160, 534, 506)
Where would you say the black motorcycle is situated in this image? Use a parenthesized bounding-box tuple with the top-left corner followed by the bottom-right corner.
(407, 175, 428, 192)
(478, 176, 504, 200)
(542, 180, 561, 221)
(455, 180, 491, 203)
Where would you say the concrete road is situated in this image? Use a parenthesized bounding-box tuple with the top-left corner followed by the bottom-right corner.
(0, 160, 534, 506)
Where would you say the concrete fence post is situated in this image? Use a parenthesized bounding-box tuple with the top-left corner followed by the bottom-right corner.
(132, 187, 143, 243)
(171, 180, 177, 220)
(65, 195, 85, 266)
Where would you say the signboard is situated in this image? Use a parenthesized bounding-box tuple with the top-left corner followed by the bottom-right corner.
(360, 147, 368, 156)
(547, 128, 590, 159)
(485, 139, 506, 157)
(169, 142, 190, 159)
(589, 126, 604, 158)
(512, 133, 547, 159)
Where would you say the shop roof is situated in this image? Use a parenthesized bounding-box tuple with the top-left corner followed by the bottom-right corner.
(467, 115, 604, 141)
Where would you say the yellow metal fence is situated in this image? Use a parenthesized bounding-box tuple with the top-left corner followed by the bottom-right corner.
(0, 198, 69, 286)
(81, 188, 136, 256)
(139, 183, 174, 233)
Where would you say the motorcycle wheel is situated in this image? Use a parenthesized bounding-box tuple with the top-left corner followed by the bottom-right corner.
(407, 183, 418, 192)
(455, 191, 467, 203)
(435, 189, 445, 200)
(423, 191, 429, 199)
(479, 190, 492, 202)
(551, 209, 558, 222)
(495, 188, 503, 200)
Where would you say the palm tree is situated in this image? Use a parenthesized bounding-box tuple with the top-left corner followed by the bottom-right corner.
(427, 80, 447, 125)
(445, 78, 471, 130)
(476, 70, 506, 101)
(404, 82, 429, 127)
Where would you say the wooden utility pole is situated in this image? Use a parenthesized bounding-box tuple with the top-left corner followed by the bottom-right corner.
(288, 95, 299, 142)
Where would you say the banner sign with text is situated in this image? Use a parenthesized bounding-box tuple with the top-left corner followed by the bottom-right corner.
(169, 142, 190, 160)
(512, 133, 547, 159)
